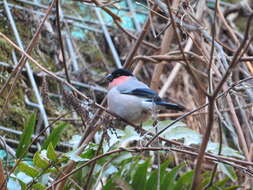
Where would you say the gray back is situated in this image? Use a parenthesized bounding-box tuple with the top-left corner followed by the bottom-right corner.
(116, 77, 149, 93)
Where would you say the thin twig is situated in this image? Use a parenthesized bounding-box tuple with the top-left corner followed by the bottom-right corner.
(45, 146, 253, 190)
(83, 131, 105, 189)
(2, 32, 253, 189)
(145, 75, 253, 146)
(0, 0, 56, 97)
(123, 4, 158, 69)
(115, 21, 160, 51)
(0, 0, 56, 124)
(56, 0, 71, 83)
(164, 0, 208, 95)
(0, 111, 72, 189)
(191, 13, 253, 190)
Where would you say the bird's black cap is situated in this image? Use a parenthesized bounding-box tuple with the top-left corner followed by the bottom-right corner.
(106, 69, 133, 81)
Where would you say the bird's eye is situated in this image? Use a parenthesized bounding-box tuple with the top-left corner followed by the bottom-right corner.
(106, 74, 114, 82)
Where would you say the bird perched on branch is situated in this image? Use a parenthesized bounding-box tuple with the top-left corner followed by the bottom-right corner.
(106, 69, 184, 124)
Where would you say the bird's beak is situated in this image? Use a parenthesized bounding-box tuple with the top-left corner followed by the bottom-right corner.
(105, 74, 113, 82)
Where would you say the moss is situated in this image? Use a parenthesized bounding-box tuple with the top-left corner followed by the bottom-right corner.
(14, 10, 33, 42)
(0, 36, 13, 63)
(30, 49, 57, 72)
(0, 14, 9, 34)
(0, 78, 30, 131)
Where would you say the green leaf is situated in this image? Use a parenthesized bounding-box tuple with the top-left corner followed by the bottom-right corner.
(207, 142, 244, 159)
(102, 178, 113, 190)
(68, 154, 88, 162)
(224, 186, 241, 190)
(32, 182, 46, 190)
(173, 170, 194, 190)
(143, 120, 243, 160)
(218, 163, 237, 182)
(144, 121, 201, 146)
(161, 163, 185, 190)
(47, 143, 57, 162)
(146, 170, 158, 190)
(43, 168, 57, 174)
(116, 156, 137, 180)
(33, 152, 50, 169)
(65, 150, 89, 162)
(18, 180, 26, 190)
(131, 160, 149, 189)
(16, 172, 33, 184)
(160, 160, 171, 180)
(42, 122, 67, 149)
(16, 113, 36, 158)
(18, 162, 39, 178)
(213, 177, 229, 187)
(146, 160, 170, 190)
(80, 143, 98, 159)
(199, 171, 212, 189)
(103, 177, 120, 190)
(57, 155, 69, 163)
(207, 178, 229, 190)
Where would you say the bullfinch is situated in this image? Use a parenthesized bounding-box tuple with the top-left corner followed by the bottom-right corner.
(106, 69, 184, 124)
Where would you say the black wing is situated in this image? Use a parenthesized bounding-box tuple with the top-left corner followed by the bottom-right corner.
(121, 88, 161, 101)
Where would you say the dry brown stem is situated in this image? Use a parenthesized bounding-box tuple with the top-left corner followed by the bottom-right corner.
(150, 0, 180, 91)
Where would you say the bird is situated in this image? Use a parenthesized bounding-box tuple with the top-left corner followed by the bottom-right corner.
(106, 69, 184, 124)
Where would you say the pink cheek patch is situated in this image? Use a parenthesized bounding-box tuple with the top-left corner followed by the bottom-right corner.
(109, 76, 130, 89)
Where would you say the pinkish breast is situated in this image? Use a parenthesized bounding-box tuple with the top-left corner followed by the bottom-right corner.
(108, 76, 131, 89)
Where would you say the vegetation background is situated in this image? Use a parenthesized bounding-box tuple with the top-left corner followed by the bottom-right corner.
(0, 0, 253, 189)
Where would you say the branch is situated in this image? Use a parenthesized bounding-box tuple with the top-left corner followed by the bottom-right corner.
(191, 13, 253, 190)
(123, 4, 158, 69)
(2, 31, 253, 190)
(56, 0, 71, 83)
(46, 146, 253, 190)
(115, 21, 160, 51)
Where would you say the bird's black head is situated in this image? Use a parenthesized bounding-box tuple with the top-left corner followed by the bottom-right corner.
(106, 69, 133, 82)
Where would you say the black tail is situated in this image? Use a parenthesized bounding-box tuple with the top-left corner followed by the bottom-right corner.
(155, 101, 185, 111)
